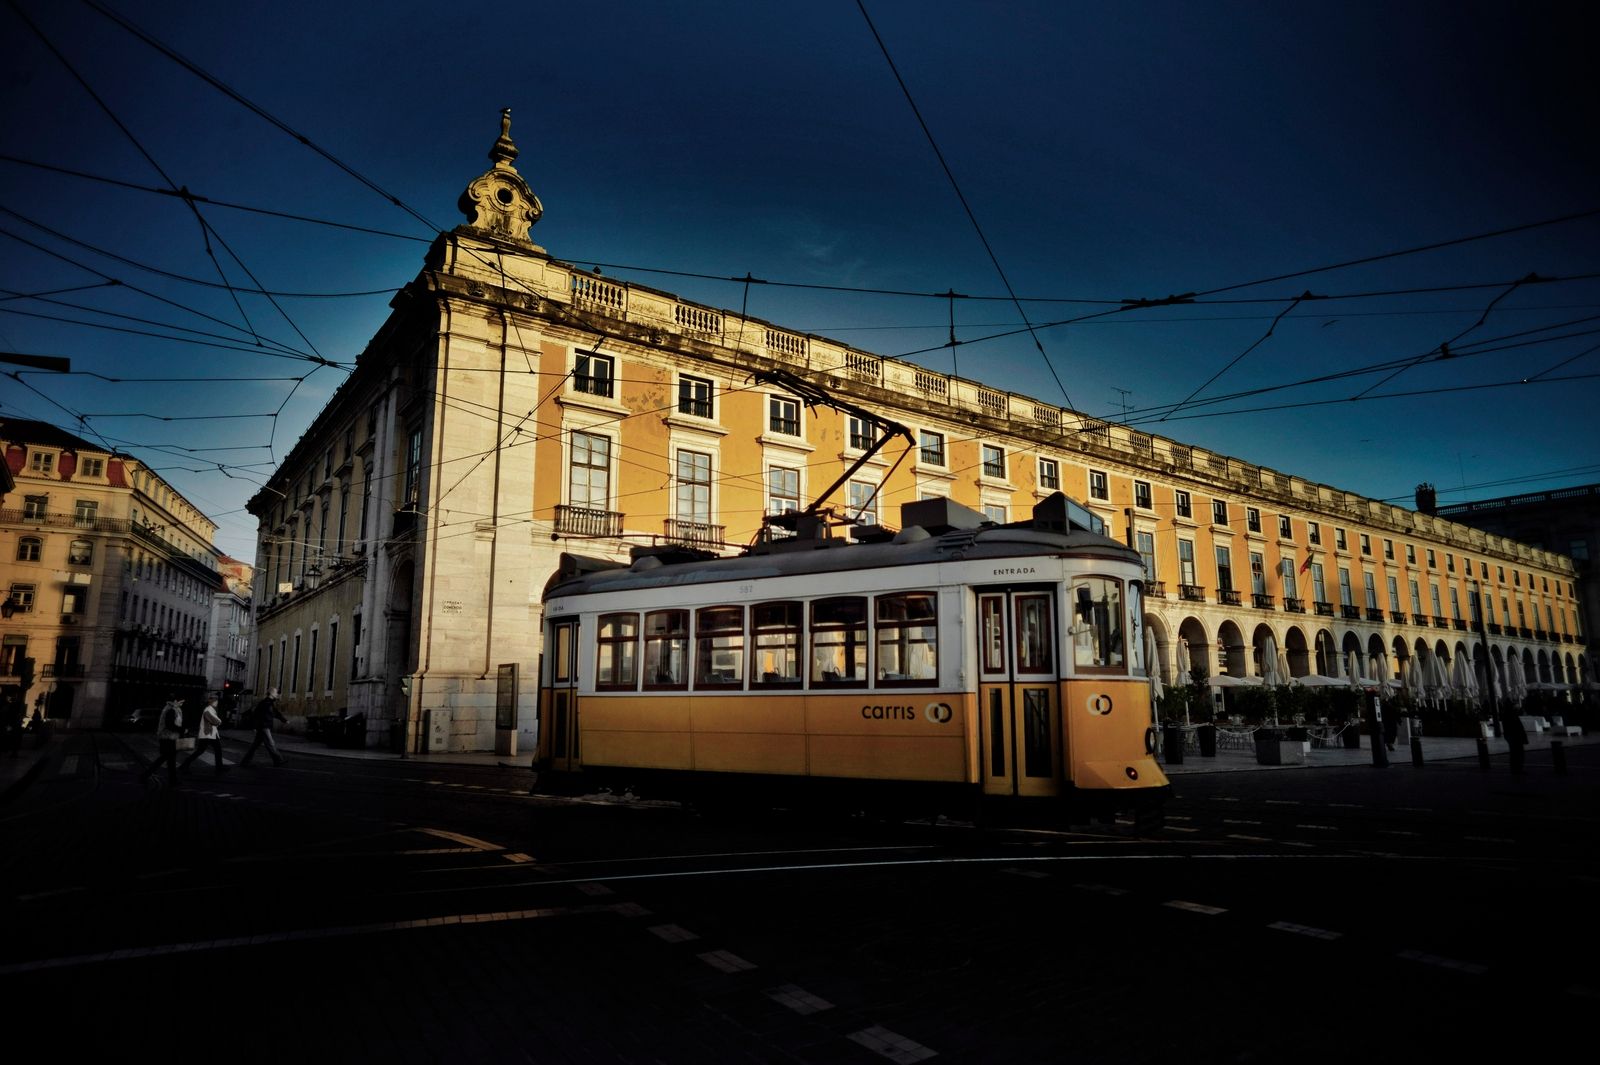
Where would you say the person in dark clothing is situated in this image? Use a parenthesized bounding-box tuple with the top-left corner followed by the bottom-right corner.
(140, 696, 184, 788)
(239, 689, 287, 767)
(1500, 706, 1527, 774)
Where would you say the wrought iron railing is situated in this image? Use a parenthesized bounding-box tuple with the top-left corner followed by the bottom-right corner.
(1253, 593, 1275, 609)
(1179, 584, 1206, 602)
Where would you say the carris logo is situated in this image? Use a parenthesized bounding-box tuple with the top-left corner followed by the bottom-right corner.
(924, 701, 953, 724)
(1085, 694, 1114, 716)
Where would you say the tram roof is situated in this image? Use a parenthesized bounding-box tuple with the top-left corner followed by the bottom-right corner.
(545, 503, 1141, 601)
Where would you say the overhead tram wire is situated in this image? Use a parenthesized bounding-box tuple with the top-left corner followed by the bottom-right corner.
(1156, 293, 1318, 423)
(855, 0, 1074, 411)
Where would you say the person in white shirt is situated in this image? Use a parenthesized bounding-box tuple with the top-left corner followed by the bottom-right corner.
(181, 695, 227, 775)
(140, 695, 184, 788)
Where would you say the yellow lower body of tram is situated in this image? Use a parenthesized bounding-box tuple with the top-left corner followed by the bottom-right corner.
(538, 677, 1168, 821)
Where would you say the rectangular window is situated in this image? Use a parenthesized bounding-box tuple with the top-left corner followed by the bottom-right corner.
(918, 430, 946, 466)
(403, 426, 423, 507)
(1175, 490, 1192, 519)
(678, 375, 713, 418)
(876, 592, 938, 684)
(1215, 546, 1234, 591)
(811, 597, 867, 685)
(1446, 553, 1456, 573)
(23, 495, 47, 520)
(569, 431, 612, 510)
(1427, 549, 1436, 569)
(1360, 533, 1371, 556)
(1308, 521, 1321, 545)
(1135, 480, 1152, 510)
(848, 480, 879, 526)
(1312, 563, 1327, 604)
(643, 610, 689, 689)
(751, 602, 802, 687)
(1388, 576, 1400, 611)
(767, 466, 799, 515)
(1089, 470, 1108, 500)
(290, 634, 302, 694)
(323, 449, 333, 479)
(1430, 585, 1443, 616)
(1384, 538, 1394, 560)
(307, 629, 319, 693)
(1280, 559, 1298, 599)
(80, 457, 104, 478)
(768, 396, 800, 436)
(575, 351, 615, 398)
(1070, 579, 1123, 672)
(1246, 507, 1261, 533)
(1039, 458, 1060, 491)
(675, 450, 712, 525)
(1178, 539, 1196, 584)
(337, 488, 349, 551)
(360, 474, 372, 543)
(1450, 587, 1462, 619)
(29, 452, 53, 474)
(847, 416, 876, 451)
(1136, 530, 1156, 581)
(1410, 580, 1422, 614)
(62, 587, 86, 615)
(1250, 552, 1265, 596)
(1338, 567, 1353, 606)
(68, 539, 92, 565)
(981, 444, 1006, 479)
(695, 606, 745, 689)
(1212, 499, 1228, 525)
(1017, 593, 1057, 674)
(1335, 528, 1347, 551)
(326, 622, 338, 693)
(1364, 572, 1378, 610)
(1278, 515, 1292, 538)
(1408, 545, 1418, 565)
(982, 504, 1007, 524)
(351, 612, 362, 681)
(7, 584, 35, 613)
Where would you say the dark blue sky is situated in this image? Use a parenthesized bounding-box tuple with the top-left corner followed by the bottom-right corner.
(3, 0, 1596, 560)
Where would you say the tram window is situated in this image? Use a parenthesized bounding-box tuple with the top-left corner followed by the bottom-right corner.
(695, 606, 745, 688)
(1014, 593, 1054, 675)
(643, 610, 689, 689)
(751, 602, 802, 687)
(551, 623, 575, 683)
(876, 592, 938, 684)
(1071, 577, 1125, 673)
(596, 613, 639, 690)
(980, 596, 1006, 675)
(811, 596, 868, 685)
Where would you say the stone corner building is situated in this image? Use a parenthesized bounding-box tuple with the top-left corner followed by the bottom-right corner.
(249, 113, 1592, 754)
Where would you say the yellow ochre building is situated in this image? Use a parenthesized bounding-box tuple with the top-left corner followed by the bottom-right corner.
(247, 113, 1589, 753)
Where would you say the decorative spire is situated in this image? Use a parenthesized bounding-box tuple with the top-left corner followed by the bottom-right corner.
(489, 108, 518, 167)
(458, 109, 543, 242)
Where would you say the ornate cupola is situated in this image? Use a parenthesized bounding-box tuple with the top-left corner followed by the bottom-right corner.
(457, 108, 544, 244)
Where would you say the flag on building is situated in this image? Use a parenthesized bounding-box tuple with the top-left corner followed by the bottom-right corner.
(1299, 547, 1316, 574)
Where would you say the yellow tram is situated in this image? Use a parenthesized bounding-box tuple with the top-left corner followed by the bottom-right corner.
(537, 494, 1170, 823)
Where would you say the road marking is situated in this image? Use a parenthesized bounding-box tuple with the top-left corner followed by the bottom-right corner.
(648, 924, 699, 943)
(849, 1025, 937, 1063)
(1379, 830, 1420, 837)
(1269, 921, 1343, 941)
(1167, 814, 1192, 821)
(502, 853, 534, 863)
(1265, 800, 1301, 806)
(1329, 802, 1363, 809)
(1164, 900, 1227, 915)
(1397, 949, 1487, 975)
(1073, 882, 1130, 896)
(611, 902, 651, 917)
(0, 902, 633, 977)
(767, 984, 833, 1015)
(1166, 826, 1200, 833)
(576, 882, 614, 896)
(1295, 824, 1338, 831)
(1227, 834, 1271, 843)
(418, 828, 503, 851)
(1223, 819, 1262, 825)
(1282, 841, 1314, 848)
(698, 949, 756, 973)
(399, 847, 482, 855)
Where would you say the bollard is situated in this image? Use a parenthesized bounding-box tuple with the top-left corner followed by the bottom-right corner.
(1410, 734, 1424, 768)
(1476, 736, 1491, 771)
(1552, 740, 1566, 775)
(1369, 714, 1389, 769)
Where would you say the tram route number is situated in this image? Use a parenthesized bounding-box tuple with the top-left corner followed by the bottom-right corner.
(861, 702, 954, 724)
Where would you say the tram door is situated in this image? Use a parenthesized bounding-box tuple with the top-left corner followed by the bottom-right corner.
(544, 619, 581, 771)
(977, 590, 1061, 797)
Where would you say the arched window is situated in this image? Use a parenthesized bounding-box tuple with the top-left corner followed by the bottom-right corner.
(68, 539, 92, 565)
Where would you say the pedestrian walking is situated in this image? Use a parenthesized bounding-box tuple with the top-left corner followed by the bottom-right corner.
(140, 695, 184, 788)
(1500, 706, 1527, 775)
(239, 688, 287, 767)
(180, 695, 228, 775)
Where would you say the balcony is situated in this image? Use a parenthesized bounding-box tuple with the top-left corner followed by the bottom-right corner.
(42, 662, 86, 678)
(664, 519, 724, 548)
(1391, 611, 1408, 625)
(1179, 584, 1206, 602)
(1283, 597, 1305, 613)
(1433, 617, 1450, 629)
(1146, 581, 1167, 599)
(554, 505, 624, 538)
(573, 374, 614, 399)
(1487, 623, 1502, 635)
(1252, 593, 1275, 610)
(1454, 619, 1468, 631)
(1365, 608, 1384, 622)
(1341, 605, 1361, 620)
(1314, 602, 1334, 617)
(1219, 589, 1242, 606)
(392, 508, 419, 539)
(1519, 627, 1533, 639)
(1413, 614, 1429, 626)
(1534, 629, 1548, 641)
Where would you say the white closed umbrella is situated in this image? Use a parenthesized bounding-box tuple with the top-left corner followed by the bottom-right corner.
(1507, 656, 1527, 706)
(1346, 649, 1363, 689)
(1146, 627, 1164, 703)
(1261, 635, 1281, 686)
(1277, 648, 1294, 686)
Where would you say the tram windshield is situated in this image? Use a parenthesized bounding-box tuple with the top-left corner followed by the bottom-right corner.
(1070, 576, 1125, 673)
